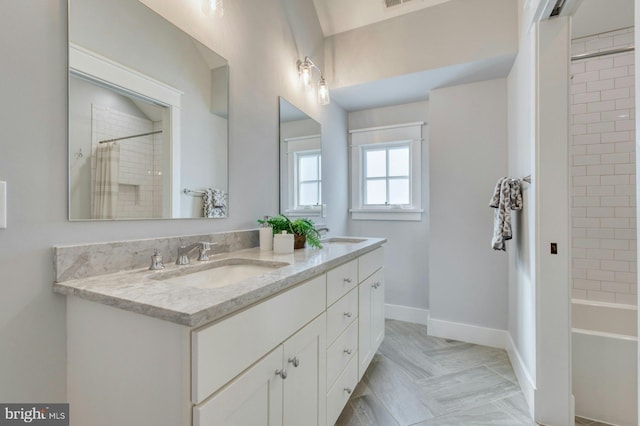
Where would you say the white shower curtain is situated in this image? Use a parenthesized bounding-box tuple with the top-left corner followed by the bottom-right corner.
(91, 142, 120, 219)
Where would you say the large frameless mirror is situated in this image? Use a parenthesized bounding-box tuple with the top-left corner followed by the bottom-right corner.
(68, 0, 229, 220)
(278, 98, 322, 217)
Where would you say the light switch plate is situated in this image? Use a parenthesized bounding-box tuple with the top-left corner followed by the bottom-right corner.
(0, 181, 6, 229)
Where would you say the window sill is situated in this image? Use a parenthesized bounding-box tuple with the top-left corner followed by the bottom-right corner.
(283, 208, 322, 217)
(349, 208, 423, 221)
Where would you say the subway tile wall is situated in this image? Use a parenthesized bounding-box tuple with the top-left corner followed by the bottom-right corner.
(571, 27, 637, 305)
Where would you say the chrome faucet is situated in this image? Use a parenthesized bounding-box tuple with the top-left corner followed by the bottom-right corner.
(175, 242, 215, 265)
(315, 226, 330, 235)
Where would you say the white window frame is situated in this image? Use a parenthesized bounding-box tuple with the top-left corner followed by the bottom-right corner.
(349, 122, 424, 221)
(282, 134, 322, 216)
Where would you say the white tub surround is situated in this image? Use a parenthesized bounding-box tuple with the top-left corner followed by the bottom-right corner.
(572, 299, 637, 426)
(55, 234, 385, 426)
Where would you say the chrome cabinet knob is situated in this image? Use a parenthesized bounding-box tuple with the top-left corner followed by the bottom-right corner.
(288, 357, 300, 368)
(344, 387, 353, 394)
(275, 369, 287, 379)
(343, 349, 352, 355)
(343, 312, 353, 318)
(343, 277, 352, 283)
(371, 282, 381, 289)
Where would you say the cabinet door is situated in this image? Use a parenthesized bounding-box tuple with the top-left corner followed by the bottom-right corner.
(194, 347, 284, 426)
(283, 314, 326, 426)
(370, 270, 385, 350)
(358, 269, 385, 380)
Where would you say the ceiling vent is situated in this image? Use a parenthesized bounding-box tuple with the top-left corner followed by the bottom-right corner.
(385, 0, 412, 8)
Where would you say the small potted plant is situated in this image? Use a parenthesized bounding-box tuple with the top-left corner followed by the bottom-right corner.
(258, 215, 322, 249)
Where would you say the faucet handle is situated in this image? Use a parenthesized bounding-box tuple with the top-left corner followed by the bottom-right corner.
(197, 242, 216, 261)
(149, 249, 165, 270)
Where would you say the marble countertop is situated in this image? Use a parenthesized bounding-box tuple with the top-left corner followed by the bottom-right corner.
(53, 237, 386, 328)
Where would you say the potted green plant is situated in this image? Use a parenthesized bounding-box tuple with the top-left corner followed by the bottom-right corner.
(258, 215, 322, 249)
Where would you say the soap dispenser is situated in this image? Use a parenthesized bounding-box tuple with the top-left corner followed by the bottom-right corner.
(259, 216, 273, 251)
(273, 231, 294, 254)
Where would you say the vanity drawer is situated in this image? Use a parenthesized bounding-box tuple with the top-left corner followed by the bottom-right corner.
(326, 319, 358, 388)
(358, 247, 384, 283)
(327, 259, 358, 306)
(326, 287, 358, 345)
(191, 274, 326, 404)
(326, 355, 358, 426)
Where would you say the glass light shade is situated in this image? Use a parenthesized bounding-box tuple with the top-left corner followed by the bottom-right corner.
(317, 77, 330, 105)
(202, 0, 224, 17)
(299, 62, 312, 91)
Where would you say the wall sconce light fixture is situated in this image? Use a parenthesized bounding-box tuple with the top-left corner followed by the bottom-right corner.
(202, 0, 224, 17)
(297, 56, 330, 106)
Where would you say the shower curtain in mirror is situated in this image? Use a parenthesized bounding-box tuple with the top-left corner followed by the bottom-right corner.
(91, 142, 120, 219)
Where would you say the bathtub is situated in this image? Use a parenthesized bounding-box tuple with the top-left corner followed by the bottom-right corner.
(572, 299, 637, 426)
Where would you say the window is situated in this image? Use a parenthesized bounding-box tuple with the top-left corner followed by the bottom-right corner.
(282, 135, 322, 216)
(296, 150, 322, 208)
(363, 144, 410, 206)
(350, 122, 424, 221)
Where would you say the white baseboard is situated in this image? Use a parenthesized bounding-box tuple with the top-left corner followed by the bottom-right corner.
(505, 333, 536, 418)
(427, 317, 507, 349)
(384, 304, 429, 326)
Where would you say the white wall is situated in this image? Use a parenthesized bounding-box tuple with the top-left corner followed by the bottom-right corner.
(324, 0, 517, 90)
(506, 0, 537, 409)
(428, 79, 509, 331)
(348, 101, 430, 314)
(535, 17, 573, 426)
(0, 0, 348, 402)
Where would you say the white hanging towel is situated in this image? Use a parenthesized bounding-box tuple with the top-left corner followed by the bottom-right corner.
(489, 177, 523, 251)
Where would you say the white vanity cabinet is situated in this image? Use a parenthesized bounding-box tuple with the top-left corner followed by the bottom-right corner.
(325, 258, 360, 426)
(63, 244, 385, 426)
(194, 314, 326, 426)
(192, 274, 326, 426)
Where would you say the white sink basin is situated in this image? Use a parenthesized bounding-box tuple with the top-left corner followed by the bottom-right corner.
(322, 237, 367, 244)
(152, 259, 288, 289)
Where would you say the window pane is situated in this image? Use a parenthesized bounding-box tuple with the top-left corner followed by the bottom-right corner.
(389, 178, 410, 204)
(299, 155, 318, 181)
(388, 147, 409, 176)
(365, 180, 386, 204)
(299, 182, 318, 205)
(365, 150, 386, 178)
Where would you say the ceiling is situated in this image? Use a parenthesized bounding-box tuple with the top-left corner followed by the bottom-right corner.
(312, 0, 516, 111)
(331, 53, 516, 111)
(314, 0, 636, 112)
(572, 0, 634, 39)
(312, 0, 455, 37)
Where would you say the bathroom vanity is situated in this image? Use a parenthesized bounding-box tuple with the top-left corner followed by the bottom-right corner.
(53, 233, 385, 426)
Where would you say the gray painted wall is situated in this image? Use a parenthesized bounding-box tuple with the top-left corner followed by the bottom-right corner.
(429, 79, 509, 330)
(0, 0, 348, 401)
(348, 101, 430, 311)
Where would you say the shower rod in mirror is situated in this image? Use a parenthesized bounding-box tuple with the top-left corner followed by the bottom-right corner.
(99, 130, 163, 144)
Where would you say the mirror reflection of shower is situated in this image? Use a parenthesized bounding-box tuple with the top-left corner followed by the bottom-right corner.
(69, 73, 170, 220)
